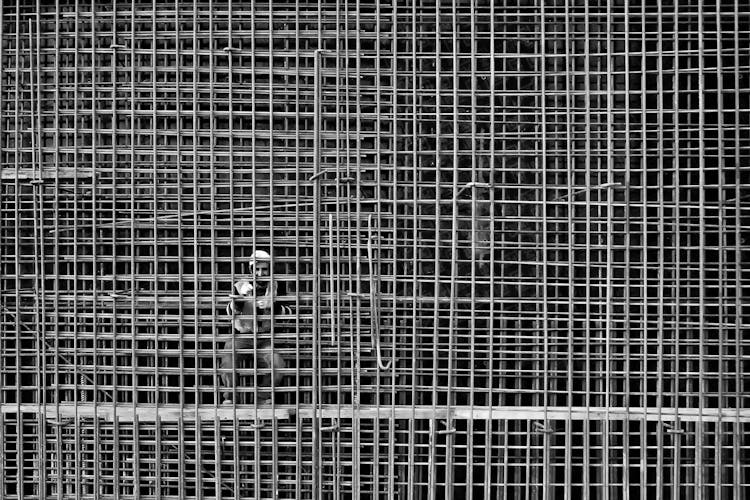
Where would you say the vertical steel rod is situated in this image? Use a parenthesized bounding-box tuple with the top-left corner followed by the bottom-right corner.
(312, 46, 323, 500)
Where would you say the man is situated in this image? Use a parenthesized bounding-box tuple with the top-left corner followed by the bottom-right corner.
(221, 250, 288, 404)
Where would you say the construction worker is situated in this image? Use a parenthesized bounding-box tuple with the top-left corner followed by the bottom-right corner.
(221, 250, 288, 404)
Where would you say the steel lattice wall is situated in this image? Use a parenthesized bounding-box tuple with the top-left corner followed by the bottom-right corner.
(1, 0, 749, 498)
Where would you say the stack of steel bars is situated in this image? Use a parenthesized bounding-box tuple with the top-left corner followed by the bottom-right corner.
(0, 1, 748, 498)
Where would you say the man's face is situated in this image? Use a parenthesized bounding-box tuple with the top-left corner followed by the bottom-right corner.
(252, 261, 270, 278)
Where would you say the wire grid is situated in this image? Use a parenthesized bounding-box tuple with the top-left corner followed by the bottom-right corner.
(0, 0, 749, 498)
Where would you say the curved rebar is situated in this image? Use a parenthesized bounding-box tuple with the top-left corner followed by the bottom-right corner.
(367, 214, 392, 371)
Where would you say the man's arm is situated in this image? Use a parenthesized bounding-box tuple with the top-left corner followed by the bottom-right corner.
(226, 280, 253, 316)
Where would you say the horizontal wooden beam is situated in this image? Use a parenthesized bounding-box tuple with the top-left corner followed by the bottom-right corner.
(0, 167, 93, 179)
(2, 404, 748, 423)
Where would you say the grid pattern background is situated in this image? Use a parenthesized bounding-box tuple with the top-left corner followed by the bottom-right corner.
(1, 0, 749, 498)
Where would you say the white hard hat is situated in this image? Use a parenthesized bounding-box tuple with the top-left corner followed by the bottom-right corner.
(249, 249, 271, 265)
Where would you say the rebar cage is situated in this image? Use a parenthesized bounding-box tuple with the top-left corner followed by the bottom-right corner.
(1, 0, 749, 498)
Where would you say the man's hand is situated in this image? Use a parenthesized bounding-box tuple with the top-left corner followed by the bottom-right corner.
(256, 297, 273, 310)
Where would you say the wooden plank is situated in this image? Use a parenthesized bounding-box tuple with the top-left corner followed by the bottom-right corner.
(0, 404, 289, 422)
(0, 167, 93, 179)
(3, 404, 749, 422)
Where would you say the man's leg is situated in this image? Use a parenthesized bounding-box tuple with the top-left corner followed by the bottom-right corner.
(219, 336, 254, 403)
(220, 337, 284, 404)
(255, 340, 285, 403)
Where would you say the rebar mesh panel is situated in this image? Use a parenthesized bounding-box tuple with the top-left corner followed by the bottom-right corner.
(1, 0, 749, 498)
